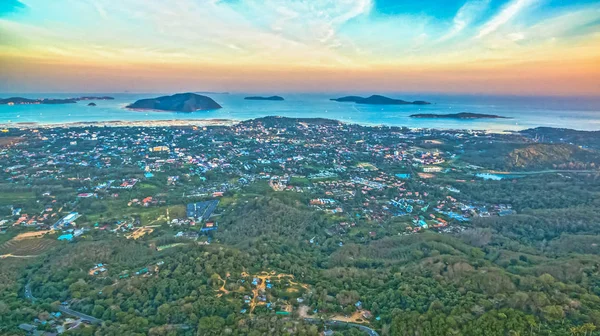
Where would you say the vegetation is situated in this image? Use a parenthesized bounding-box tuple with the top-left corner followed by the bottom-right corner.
(1, 119, 600, 335)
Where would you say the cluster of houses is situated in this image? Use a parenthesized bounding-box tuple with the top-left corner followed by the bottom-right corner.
(0, 118, 522, 250)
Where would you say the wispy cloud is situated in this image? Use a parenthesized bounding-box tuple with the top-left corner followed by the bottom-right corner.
(439, 0, 490, 41)
(91, 1, 107, 20)
(1, 0, 600, 94)
(477, 0, 537, 38)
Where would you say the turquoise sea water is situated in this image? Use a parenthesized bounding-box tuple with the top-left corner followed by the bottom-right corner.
(1, 93, 599, 131)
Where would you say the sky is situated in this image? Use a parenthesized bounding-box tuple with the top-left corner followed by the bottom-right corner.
(0, 0, 599, 95)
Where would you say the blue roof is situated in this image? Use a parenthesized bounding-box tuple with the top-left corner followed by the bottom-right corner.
(58, 234, 73, 241)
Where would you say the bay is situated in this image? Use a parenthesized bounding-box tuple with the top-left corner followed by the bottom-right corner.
(1, 93, 599, 131)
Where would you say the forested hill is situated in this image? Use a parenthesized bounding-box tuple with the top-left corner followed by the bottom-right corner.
(462, 142, 600, 170)
(521, 127, 600, 149)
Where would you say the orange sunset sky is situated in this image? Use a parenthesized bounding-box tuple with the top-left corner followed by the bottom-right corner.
(1, 0, 599, 95)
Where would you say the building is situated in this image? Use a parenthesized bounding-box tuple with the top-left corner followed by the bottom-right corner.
(53, 212, 80, 229)
(186, 200, 219, 222)
(423, 166, 443, 173)
(150, 146, 169, 152)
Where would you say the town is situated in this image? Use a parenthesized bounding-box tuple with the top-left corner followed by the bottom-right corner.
(1, 117, 598, 335)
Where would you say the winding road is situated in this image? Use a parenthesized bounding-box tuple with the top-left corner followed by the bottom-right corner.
(304, 317, 380, 336)
(24, 281, 103, 325)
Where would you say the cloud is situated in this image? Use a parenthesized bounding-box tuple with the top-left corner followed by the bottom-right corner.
(91, 1, 108, 20)
(477, 0, 537, 38)
(439, 0, 490, 41)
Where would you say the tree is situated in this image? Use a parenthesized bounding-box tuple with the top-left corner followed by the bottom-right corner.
(197, 316, 225, 336)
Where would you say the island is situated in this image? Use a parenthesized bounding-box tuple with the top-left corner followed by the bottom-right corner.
(331, 95, 430, 105)
(195, 91, 229, 95)
(410, 112, 510, 119)
(87, 103, 97, 107)
(74, 96, 114, 101)
(126, 93, 222, 112)
(244, 96, 284, 101)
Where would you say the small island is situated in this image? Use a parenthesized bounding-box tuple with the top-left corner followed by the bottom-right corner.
(244, 96, 284, 101)
(75, 96, 114, 101)
(126, 93, 222, 112)
(87, 103, 97, 107)
(410, 112, 510, 119)
(331, 95, 430, 105)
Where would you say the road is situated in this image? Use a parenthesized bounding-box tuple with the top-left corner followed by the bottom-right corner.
(25, 281, 103, 325)
(58, 306, 102, 325)
(485, 169, 598, 175)
(304, 318, 379, 336)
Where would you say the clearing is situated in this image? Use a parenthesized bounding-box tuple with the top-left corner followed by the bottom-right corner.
(0, 237, 59, 257)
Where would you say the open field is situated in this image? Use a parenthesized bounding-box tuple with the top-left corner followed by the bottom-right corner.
(13, 230, 53, 240)
(331, 311, 369, 324)
(126, 227, 154, 240)
(0, 191, 36, 206)
(0, 136, 23, 147)
(0, 237, 59, 257)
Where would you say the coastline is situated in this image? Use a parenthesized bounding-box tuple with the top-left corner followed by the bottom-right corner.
(0, 119, 239, 129)
(0, 117, 519, 134)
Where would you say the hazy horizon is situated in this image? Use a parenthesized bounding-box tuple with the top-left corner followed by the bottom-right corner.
(1, 91, 600, 99)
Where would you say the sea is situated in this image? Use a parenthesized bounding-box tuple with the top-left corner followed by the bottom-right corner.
(1, 93, 599, 131)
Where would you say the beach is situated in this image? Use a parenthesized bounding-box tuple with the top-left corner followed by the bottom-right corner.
(0, 119, 239, 129)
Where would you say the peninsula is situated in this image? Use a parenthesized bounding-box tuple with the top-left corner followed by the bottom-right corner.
(0, 97, 77, 105)
(0, 96, 115, 105)
(244, 96, 284, 101)
(410, 112, 510, 119)
(331, 95, 430, 105)
(126, 93, 222, 112)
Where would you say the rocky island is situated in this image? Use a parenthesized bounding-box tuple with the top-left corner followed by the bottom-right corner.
(331, 95, 430, 105)
(410, 112, 510, 119)
(126, 93, 222, 112)
(244, 96, 284, 101)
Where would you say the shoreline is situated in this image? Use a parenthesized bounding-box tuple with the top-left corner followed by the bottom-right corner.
(0, 117, 520, 134)
(0, 117, 515, 133)
(0, 119, 240, 129)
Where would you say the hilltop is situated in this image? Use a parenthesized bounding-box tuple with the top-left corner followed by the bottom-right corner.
(126, 93, 222, 112)
(462, 142, 600, 170)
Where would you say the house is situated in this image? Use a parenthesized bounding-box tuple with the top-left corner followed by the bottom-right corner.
(423, 166, 443, 173)
(19, 324, 36, 333)
(150, 146, 169, 152)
